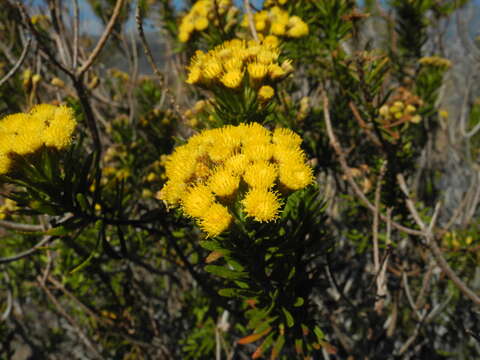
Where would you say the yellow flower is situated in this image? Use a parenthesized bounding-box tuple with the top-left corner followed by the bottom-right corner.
(405, 104, 416, 114)
(186, 66, 202, 84)
(258, 85, 275, 101)
(41, 105, 77, 149)
(182, 184, 216, 218)
(158, 123, 313, 229)
(241, 122, 271, 143)
(419, 56, 452, 69)
(179, 30, 190, 42)
(268, 64, 287, 80)
(379, 105, 390, 117)
(0, 153, 11, 175)
(223, 154, 250, 175)
(223, 57, 244, 72)
(243, 161, 277, 189)
(157, 180, 188, 206)
(264, 35, 280, 47)
(185, 38, 289, 90)
(257, 49, 278, 65)
(203, 59, 223, 80)
(194, 16, 209, 31)
(255, 20, 267, 31)
(278, 161, 314, 191)
(243, 142, 274, 162)
(271, 22, 286, 36)
(221, 70, 243, 88)
(208, 168, 240, 197)
(242, 189, 282, 222)
(410, 115, 422, 124)
(281, 59, 294, 74)
(272, 128, 302, 148)
(287, 17, 309, 38)
(273, 144, 305, 164)
(248, 62, 268, 81)
(194, 161, 211, 180)
(199, 202, 233, 237)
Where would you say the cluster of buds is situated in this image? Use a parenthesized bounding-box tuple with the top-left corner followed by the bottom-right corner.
(418, 56, 452, 69)
(378, 88, 423, 130)
(157, 123, 314, 237)
(241, 6, 309, 39)
(184, 100, 213, 128)
(0, 104, 76, 175)
(178, 0, 238, 43)
(0, 199, 17, 220)
(186, 39, 293, 101)
(443, 231, 474, 250)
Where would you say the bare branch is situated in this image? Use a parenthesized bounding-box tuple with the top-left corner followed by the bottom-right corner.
(0, 236, 54, 264)
(77, 0, 124, 76)
(135, 3, 184, 121)
(37, 277, 103, 358)
(0, 37, 31, 88)
(0, 220, 44, 232)
(397, 174, 480, 306)
(244, 0, 259, 41)
(72, 0, 79, 69)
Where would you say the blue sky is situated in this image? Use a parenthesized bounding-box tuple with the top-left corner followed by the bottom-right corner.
(29, 0, 264, 34)
(29, 0, 479, 35)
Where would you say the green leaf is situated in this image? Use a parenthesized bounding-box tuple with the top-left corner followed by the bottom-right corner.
(204, 265, 246, 280)
(293, 297, 304, 307)
(282, 307, 294, 328)
(199, 240, 223, 251)
(218, 288, 257, 298)
(270, 334, 285, 360)
(226, 258, 244, 271)
(314, 326, 325, 342)
(70, 228, 103, 274)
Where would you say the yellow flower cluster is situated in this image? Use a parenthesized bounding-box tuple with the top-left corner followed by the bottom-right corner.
(0, 104, 76, 175)
(379, 101, 421, 125)
(264, 0, 288, 6)
(178, 0, 235, 43)
(186, 39, 293, 96)
(419, 56, 452, 69)
(0, 198, 17, 220)
(157, 123, 314, 237)
(242, 6, 309, 39)
(378, 87, 423, 127)
(443, 231, 474, 250)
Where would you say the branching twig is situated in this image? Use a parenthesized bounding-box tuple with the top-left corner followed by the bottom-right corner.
(0, 37, 31, 87)
(37, 277, 103, 358)
(0, 220, 44, 232)
(72, 0, 79, 69)
(397, 174, 480, 306)
(77, 0, 124, 76)
(0, 236, 54, 264)
(322, 93, 423, 237)
(244, 0, 258, 41)
(135, 3, 184, 120)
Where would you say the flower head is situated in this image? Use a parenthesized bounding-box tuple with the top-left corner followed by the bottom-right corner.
(199, 202, 233, 237)
(0, 104, 76, 175)
(258, 85, 275, 102)
(243, 161, 277, 189)
(158, 123, 313, 236)
(242, 189, 282, 222)
(182, 184, 216, 218)
(178, 0, 235, 42)
(209, 168, 240, 197)
(185, 38, 290, 91)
